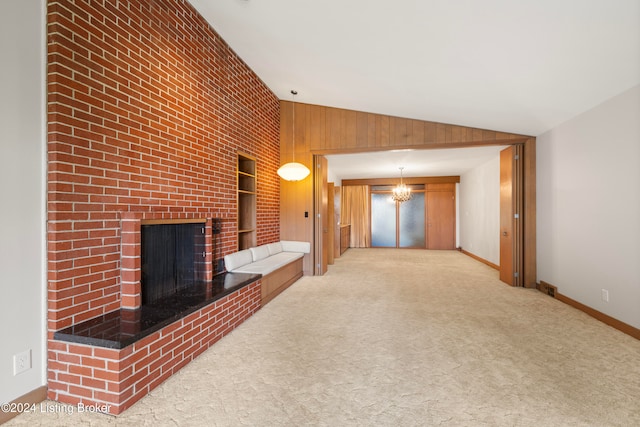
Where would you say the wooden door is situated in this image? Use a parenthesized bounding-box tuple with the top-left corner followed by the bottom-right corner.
(500, 145, 523, 286)
(313, 155, 328, 275)
(333, 186, 342, 258)
(500, 147, 514, 285)
(426, 188, 455, 249)
(327, 182, 335, 265)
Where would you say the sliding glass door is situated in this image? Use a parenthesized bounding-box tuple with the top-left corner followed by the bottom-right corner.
(399, 192, 425, 247)
(371, 186, 425, 248)
(371, 193, 397, 247)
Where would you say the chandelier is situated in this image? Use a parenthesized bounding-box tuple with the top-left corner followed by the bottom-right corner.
(277, 90, 311, 181)
(392, 167, 412, 203)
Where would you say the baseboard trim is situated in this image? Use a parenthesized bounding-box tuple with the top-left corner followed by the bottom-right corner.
(0, 385, 47, 425)
(539, 281, 640, 341)
(460, 248, 499, 271)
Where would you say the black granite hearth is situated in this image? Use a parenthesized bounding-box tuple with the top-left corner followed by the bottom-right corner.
(54, 272, 260, 349)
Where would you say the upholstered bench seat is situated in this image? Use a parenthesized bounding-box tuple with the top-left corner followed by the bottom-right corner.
(224, 240, 310, 305)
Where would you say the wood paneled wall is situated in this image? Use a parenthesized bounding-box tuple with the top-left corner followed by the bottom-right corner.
(280, 101, 537, 287)
(282, 102, 530, 154)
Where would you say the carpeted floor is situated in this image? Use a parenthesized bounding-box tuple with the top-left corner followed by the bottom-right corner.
(7, 249, 640, 426)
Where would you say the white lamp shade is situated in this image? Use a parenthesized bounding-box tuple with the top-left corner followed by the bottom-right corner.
(277, 162, 310, 181)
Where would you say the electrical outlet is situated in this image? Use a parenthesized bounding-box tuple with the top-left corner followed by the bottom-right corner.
(13, 350, 31, 376)
(602, 289, 609, 302)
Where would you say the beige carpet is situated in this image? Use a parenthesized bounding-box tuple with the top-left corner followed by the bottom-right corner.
(7, 249, 640, 426)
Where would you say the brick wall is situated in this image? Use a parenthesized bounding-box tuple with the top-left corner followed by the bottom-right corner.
(47, 0, 279, 330)
(46, 0, 280, 412)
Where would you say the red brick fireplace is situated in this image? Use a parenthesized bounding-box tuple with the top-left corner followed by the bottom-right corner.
(47, 0, 280, 414)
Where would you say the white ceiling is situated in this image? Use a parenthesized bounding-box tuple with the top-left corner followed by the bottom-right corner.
(188, 0, 640, 180)
(325, 146, 507, 181)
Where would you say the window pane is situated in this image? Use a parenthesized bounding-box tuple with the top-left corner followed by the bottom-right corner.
(371, 193, 396, 247)
(399, 193, 425, 248)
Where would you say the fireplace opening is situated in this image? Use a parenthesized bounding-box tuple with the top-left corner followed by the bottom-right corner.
(141, 222, 207, 306)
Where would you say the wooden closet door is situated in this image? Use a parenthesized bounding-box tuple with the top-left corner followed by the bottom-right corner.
(499, 145, 523, 286)
(426, 189, 455, 249)
(499, 147, 514, 284)
(313, 155, 328, 275)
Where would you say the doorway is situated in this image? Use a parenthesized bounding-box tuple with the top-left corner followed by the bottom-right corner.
(314, 142, 532, 286)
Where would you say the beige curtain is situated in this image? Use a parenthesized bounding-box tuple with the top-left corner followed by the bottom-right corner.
(341, 185, 370, 248)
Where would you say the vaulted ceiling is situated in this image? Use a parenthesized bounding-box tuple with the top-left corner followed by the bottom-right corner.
(188, 0, 639, 179)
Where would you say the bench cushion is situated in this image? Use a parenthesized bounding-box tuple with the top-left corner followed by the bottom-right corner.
(232, 252, 304, 276)
(223, 249, 253, 272)
(266, 242, 283, 255)
(250, 245, 270, 262)
(281, 240, 311, 253)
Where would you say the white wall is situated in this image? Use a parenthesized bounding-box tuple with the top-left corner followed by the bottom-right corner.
(537, 85, 640, 329)
(459, 156, 501, 265)
(0, 0, 47, 404)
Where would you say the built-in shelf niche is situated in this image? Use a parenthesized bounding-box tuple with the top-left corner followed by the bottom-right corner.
(237, 153, 257, 250)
